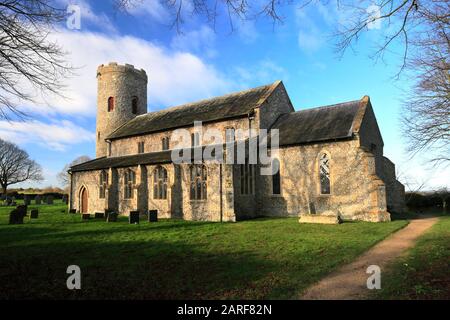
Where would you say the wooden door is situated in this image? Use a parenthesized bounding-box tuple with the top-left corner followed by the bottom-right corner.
(81, 188, 88, 213)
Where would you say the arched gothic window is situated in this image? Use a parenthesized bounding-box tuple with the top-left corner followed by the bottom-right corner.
(319, 153, 331, 195)
(99, 170, 108, 199)
(272, 158, 281, 195)
(190, 165, 207, 200)
(107, 97, 114, 112)
(153, 166, 168, 199)
(124, 169, 136, 199)
(132, 97, 138, 114)
(240, 162, 255, 195)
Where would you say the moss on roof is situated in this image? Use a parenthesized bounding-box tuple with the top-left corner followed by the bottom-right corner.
(107, 81, 281, 140)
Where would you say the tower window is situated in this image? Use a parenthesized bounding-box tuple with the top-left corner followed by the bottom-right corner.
(107, 97, 114, 112)
(132, 97, 138, 114)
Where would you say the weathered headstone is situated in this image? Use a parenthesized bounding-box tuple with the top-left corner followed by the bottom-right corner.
(94, 212, 105, 219)
(129, 211, 140, 224)
(16, 205, 27, 217)
(24, 195, 31, 205)
(9, 208, 25, 224)
(30, 209, 39, 219)
(5, 196, 12, 206)
(46, 195, 54, 205)
(81, 213, 90, 220)
(106, 211, 117, 222)
(148, 210, 158, 222)
(35, 195, 41, 205)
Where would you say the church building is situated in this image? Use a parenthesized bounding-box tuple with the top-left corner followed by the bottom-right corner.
(69, 62, 405, 222)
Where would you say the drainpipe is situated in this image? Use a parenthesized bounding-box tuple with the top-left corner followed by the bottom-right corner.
(68, 169, 73, 211)
(219, 163, 223, 222)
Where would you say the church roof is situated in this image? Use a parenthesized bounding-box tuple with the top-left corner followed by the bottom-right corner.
(107, 81, 282, 140)
(69, 150, 173, 172)
(272, 98, 365, 146)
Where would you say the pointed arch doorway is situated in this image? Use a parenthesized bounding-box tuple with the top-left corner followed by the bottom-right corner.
(80, 187, 88, 213)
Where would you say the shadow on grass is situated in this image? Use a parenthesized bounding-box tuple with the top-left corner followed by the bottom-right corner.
(0, 237, 275, 300)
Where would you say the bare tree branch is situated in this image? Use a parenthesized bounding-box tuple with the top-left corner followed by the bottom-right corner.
(0, 137, 43, 194)
(0, 0, 72, 120)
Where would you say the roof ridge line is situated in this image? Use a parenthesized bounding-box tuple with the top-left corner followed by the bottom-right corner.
(295, 99, 361, 113)
(139, 81, 279, 118)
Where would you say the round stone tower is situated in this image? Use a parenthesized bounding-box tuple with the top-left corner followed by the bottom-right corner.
(96, 62, 148, 158)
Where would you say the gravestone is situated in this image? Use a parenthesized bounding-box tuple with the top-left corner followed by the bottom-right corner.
(81, 213, 90, 220)
(16, 205, 27, 217)
(9, 209, 25, 224)
(5, 196, 12, 206)
(148, 210, 158, 222)
(24, 195, 31, 205)
(62, 194, 69, 204)
(94, 212, 105, 219)
(46, 196, 53, 205)
(129, 211, 140, 224)
(30, 209, 39, 219)
(106, 211, 117, 222)
(35, 195, 42, 205)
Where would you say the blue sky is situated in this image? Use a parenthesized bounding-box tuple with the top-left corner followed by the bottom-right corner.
(1, 0, 448, 190)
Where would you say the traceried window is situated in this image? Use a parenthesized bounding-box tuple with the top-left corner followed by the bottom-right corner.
(240, 163, 255, 195)
(99, 170, 108, 199)
(272, 159, 281, 195)
(225, 127, 235, 143)
(124, 169, 136, 199)
(107, 97, 114, 112)
(153, 166, 168, 199)
(132, 97, 138, 114)
(162, 137, 170, 150)
(319, 153, 331, 195)
(189, 165, 207, 200)
(138, 141, 145, 154)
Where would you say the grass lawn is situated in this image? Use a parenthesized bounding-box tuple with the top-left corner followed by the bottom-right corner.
(373, 215, 450, 300)
(0, 202, 408, 299)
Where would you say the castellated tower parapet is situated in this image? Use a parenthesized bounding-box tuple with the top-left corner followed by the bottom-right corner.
(96, 62, 148, 158)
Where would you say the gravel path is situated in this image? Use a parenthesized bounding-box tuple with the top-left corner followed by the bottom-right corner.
(300, 215, 439, 300)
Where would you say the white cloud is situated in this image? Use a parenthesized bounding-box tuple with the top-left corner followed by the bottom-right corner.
(126, 0, 170, 22)
(171, 25, 217, 58)
(233, 59, 288, 88)
(12, 28, 235, 116)
(0, 119, 94, 151)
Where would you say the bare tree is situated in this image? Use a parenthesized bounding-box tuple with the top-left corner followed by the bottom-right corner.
(0, 138, 43, 194)
(57, 155, 91, 189)
(0, 0, 71, 119)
